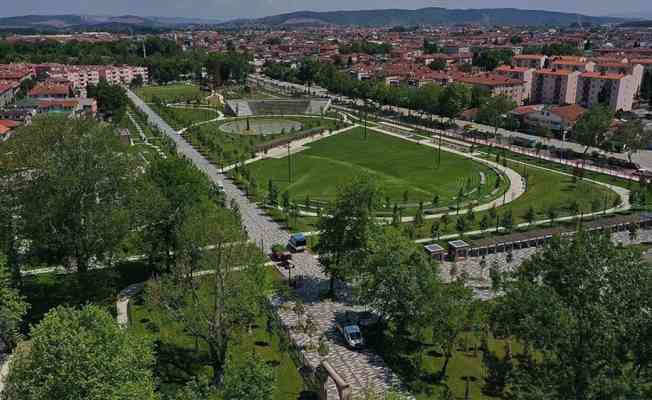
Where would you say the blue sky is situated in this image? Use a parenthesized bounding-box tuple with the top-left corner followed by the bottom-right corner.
(3, 0, 652, 20)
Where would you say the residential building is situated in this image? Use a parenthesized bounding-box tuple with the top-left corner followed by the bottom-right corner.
(495, 66, 534, 103)
(594, 62, 645, 93)
(513, 54, 547, 69)
(0, 83, 18, 108)
(28, 82, 72, 99)
(576, 72, 636, 112)
(523, 104, 586, 133)
(531, 69, 581, 105)
(455, 73, 527, 105)
(550, 57, 595, 72)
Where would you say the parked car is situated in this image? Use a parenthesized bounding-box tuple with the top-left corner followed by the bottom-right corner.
(288, 233, 307, 252)
(336, 323, 364, 349)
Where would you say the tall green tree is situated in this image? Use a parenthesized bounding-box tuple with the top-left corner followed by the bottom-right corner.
(86, 79, 128, 121)
(429, 279, 475, 379)
(316, 174, 383, 295)
(492, 231, 652, 400)
(573, 104, 614, 157)
(0, 117, 144, 275)
(0, 254, 28, 351)
(145, 205, 264, 385)
(222, 353, 276, 400)
(357, 228, 440, 330)
(618, 119, 652, 164)
(2, 305, 158, 400)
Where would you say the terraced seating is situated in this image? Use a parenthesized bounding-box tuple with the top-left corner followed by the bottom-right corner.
(225, 99, 331, 117)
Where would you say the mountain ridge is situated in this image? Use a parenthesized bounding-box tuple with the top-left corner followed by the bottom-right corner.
(219, 7, 626, 27)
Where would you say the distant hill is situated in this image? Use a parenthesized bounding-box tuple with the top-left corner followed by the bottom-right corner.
(0, 14, 222, 32)
(221, 7, 625, 28)
(619, 20, 652, 28)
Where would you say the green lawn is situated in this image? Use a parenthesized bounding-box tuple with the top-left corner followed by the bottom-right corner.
(152, 105, 220, 130)
(137, 84, 205, 104)
(409, 156, 621, 240)
(365, 324, 519, 400)
(186, 116, 345, 167)
(248, 127, 500, 206)
(129, 268, 308, 399)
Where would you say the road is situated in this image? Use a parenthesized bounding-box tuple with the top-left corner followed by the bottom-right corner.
(127, 89, 407, 398)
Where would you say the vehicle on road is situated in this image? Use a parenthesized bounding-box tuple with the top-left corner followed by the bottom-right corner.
(336, 322, 364, 349)
(288, 233, 307, 252)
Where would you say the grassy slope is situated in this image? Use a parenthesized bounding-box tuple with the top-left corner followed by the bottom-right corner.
(129, 268, 306, 399)
(249, 127, 498, 205)
(136, 84, 204, 103)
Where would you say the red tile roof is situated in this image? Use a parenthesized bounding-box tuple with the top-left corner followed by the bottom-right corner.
(0, 120, 20, 129)
(549, 104, 586, 123)
(29, 82, 71, 97)
(456, 74, 524, 87)
(535, 69, 575, 77)
(580, 71, 626, 80)
(495, 65, 531, 73)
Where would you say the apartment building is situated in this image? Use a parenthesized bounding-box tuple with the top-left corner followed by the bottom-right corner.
(28, 82, 72, 99)
(576, 72, 636, 112)
(495, 66, 534, 102)
(455, 74, 527, 105)
(513, 54, 547, 69)
(550, 57, 595, 73)
(532, 69, 581, 105)
(594, 62, 644, 93)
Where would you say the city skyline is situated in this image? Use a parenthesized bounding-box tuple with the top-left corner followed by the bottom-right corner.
(3, 0, 652, 21)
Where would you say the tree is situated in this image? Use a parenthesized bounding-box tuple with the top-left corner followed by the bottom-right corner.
(619, 120, 652, 164)
(357, 227, 440, 331)
(2, 305, 158, 400)
(316, 174, 383, 295)
(573, 104, 614, 159)
(431, 222, 441, 240)
(0, 254, 28, 351)
(0, 117, 144, 275)
(491, 231, 652, 399)
(222, 353, 276, 400)
(501, 211, 514, 232)
(523, 206, 536, 227)
(456, 216, 467, 237)
(547, 206, 558, 225)
(145, 203, 264, 385)
(439, 84, 470, 122)
(86, 79, 128, 121)
(429, 280, 475, 379)
(414, 202, 425, 227)
(477, 96, 517, 136)
(479, 214, 490, 233)
(429, 58, 448, 71)
(142, 157, 213, 272)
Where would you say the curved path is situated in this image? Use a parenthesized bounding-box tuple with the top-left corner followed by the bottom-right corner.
(127, 89, 407, 399)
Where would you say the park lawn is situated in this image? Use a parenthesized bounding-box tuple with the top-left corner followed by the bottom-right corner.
(137, 84, 205, 103)
(409, 156, 621, 240)
(21, 261, 155, 329)
(186, 116, 345, 167)
(152, 105, 220, 130)
(129, 267, 307, 399)
(365, 323, 520, 400)
(249, 127, 499, 206)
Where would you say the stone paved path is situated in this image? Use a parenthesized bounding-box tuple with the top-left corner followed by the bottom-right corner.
(127, 89, 407, 399)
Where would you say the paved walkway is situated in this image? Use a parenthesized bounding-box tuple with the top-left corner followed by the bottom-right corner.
(127, 89, 407, 399)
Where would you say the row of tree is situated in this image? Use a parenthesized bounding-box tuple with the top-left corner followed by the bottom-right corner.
(315, 173, 652, 398)
(0, 114, 286, 399)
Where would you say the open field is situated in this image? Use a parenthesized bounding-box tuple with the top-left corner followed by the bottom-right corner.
(129, 268, 307, 399)
(136, 83, 205, 103)
(409, 155, 621, 240)
(186, 116, 344, 167)
(248, 127, 500, 206)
